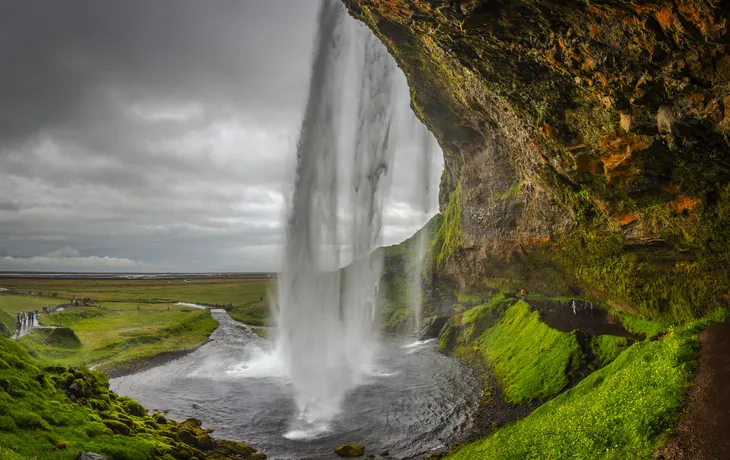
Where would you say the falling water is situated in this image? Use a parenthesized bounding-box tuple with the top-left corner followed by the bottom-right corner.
(410, 126, 434, 335)
(274, 0, 397, 426)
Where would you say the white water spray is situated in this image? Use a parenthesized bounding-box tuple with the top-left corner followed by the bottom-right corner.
(274, 0, 397, 424)
(410, 124, 434, 335)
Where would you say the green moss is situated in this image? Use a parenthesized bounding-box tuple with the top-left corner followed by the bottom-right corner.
(448, 316, 719, 459)
(380, 278, 411, 333)
(0, 335, 264, 459)
(479, 301, 584, 404)
(490, 181, 524, 202)
(431, 181, 463, 270)
(591, 335, 631, 365)
(613, 312, 671, 338)
(456, 292, 484, 305)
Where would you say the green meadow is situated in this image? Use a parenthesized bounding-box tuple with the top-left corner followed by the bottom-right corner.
(0, 276, 273, 373)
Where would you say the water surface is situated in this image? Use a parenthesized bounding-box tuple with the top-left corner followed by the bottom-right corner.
(111, 310, 480, 459)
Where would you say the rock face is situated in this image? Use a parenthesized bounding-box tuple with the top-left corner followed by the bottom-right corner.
(343, 0, 730, 321)
(419, 316, 449, 339)
(77, 454, 106, 460)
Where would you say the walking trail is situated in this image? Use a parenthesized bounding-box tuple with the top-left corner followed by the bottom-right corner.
(655, 322, 730, 460)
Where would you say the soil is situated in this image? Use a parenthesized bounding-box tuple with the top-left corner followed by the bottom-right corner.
(103, 347, 201, 379)
(654, 322, 730, 460)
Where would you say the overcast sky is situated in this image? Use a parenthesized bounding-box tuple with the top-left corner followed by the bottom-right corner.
(0, 0, 441, 273)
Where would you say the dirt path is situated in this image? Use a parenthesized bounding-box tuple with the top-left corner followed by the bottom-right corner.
(529, 299, 643, 340)
(655, 322, 730, 460)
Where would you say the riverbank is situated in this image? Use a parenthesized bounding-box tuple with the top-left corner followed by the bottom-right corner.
(0, 334, 266, 459)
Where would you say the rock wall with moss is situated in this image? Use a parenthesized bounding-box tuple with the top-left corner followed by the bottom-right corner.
(342, 0, 730, 322)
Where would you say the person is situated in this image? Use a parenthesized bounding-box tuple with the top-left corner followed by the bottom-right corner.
(572, 300, 577, 315)
(137, 305, 140, 311)
(520, 289, 526, 301)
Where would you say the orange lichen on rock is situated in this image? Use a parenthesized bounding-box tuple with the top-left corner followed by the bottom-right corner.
(654, 6, 676, 32)
(599, 131, 651, 171)
(669, 195, 702, 214)
(573, 153, 603, 174)
(614, 213, 638, 226)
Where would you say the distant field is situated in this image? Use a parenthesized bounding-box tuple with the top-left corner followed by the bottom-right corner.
(0, 275, 274, 371)
(0, 275, 274, 305)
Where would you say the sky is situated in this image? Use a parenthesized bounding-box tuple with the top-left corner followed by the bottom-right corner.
(0, 0, 442, 273)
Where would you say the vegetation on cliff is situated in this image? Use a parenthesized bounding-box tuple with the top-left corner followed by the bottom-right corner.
(447, 310, 728, 459)
(343, 0, 730, 324)
(0, 336, 265, 459)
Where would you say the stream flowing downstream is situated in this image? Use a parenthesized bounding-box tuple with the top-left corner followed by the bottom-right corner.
(110, 309, 480, 459)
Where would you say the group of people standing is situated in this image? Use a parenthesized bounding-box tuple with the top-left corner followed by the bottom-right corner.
(15, 307, 52, 334)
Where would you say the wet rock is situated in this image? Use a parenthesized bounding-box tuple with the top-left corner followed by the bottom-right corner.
(191, 403, 200, 409)
(419, 316, 449, 340)
(379, 451, 390, 457)
(335, 444, 365, 457)
(77, 453, 107, 460)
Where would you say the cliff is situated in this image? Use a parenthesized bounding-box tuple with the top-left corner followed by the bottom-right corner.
(342, 0, 730, 322)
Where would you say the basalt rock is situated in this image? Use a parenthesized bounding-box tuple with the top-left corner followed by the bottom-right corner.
(419, 316, 450, 340)
(343, 0, 730, 322)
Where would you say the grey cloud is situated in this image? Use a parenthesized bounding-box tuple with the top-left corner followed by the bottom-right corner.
(0, 0, 441, 272)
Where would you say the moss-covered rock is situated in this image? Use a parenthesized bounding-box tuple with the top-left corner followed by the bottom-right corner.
(0, 335, 266, 459)
(335, 443, 365, 457)
(343, 0, 730, 323)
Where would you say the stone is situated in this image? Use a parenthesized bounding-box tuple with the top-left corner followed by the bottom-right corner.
(335, 443, 365, 457)
(77, 453, 107, 460)
(419, 316, 449, 340)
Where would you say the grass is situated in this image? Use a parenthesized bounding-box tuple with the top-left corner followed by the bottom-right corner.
(431, 181, 463, 270)
(0, 276, 273, 306)
(447, 315, 720, 459)
(0, 293, 63, 315)
(226, 302, 269, 326)
(21, 304, 217, 374)
(0, 336, 263, 459)
(614, 311, 672, 338)
(0, 277, 273, 372)
(479, 301, 584, 404)
(0, 310, 14, 338)
(591, 335, 631, 365)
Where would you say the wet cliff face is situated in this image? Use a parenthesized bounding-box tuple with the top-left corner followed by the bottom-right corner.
(343, 0, 730, 321)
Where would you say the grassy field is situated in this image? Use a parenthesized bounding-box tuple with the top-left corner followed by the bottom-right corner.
(447, 311, 727, 459)
(0, 276, 273, 372)
(0, 276, 274, 305)
(22, 304, 217, 374)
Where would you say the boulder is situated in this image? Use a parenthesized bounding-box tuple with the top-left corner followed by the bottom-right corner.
(77, 453, 107, 460)
(419, 316, 449, 340)
(335, 444, 365, 457)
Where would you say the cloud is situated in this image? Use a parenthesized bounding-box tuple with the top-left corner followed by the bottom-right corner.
(0, 0, 442, 272)
(0, 247, 147, 271)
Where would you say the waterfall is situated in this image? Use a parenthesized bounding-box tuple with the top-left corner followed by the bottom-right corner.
(273, 0, 441, 429)
(274, 0, 397, 425)
(410, 125, 434, 335)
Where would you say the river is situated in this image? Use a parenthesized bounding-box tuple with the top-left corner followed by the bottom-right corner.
(110, 309, 480, 459)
